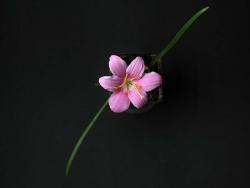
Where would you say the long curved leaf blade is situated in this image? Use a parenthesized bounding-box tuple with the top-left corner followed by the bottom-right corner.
(152, 6, 209, 64)
(65, 99, 108, 176)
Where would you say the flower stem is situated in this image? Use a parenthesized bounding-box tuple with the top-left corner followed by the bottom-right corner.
(65, 99, 109, 176)
(151, 6, 209, 65)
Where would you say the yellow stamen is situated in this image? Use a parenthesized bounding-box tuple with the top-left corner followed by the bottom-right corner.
(131, 84, 143, 99)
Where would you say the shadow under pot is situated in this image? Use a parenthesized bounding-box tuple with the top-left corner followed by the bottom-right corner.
(118, 53, 163, 114)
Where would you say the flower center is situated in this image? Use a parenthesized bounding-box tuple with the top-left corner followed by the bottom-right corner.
(114, 74, 143, 99)
(124, 79, 133, 87)
(123, 79, 144, 99)
(121, 78, 133, 94)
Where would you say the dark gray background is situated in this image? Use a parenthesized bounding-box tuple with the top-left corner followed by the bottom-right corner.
(1, 0, 249, 187)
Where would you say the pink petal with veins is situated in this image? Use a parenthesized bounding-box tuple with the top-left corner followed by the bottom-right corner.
(108, 90, 130, 112)
(126, 56, 145, 80)
(135, 72, 162, 92)
(99, 76, 123, 92)
(128, 86, 147, 108)
(109, 55, 127, 77)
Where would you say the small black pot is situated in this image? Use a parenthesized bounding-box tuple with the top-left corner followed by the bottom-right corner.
(118, 53, 163, 114)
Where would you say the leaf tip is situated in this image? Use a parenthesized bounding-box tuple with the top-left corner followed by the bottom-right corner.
(202, 6, 210, 12)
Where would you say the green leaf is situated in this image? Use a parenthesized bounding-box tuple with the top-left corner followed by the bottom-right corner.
(151, 6, 209, 64)
(65, 99, 108, 176)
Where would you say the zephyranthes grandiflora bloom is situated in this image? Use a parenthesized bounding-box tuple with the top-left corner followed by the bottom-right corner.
(99, 55, 162, 113)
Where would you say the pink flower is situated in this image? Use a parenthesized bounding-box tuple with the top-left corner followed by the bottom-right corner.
(99, 55, 162, 113)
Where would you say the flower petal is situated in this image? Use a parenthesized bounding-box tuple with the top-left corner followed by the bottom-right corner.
(109, 55, 127, 77)
(128, 86, 148, 109)
(126, 56, 145, 80)
(135, 72, 162, 92)
(108, 90, 130, 113)
(99, 76, 123, 92)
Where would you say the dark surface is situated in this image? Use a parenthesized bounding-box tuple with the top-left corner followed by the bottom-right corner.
(1, 0, 249, 187)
